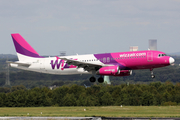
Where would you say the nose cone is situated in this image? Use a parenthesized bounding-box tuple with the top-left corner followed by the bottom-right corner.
(169, 57, 175, 64)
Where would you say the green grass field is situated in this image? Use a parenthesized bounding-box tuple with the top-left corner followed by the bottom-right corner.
(0, 106, 179, 117)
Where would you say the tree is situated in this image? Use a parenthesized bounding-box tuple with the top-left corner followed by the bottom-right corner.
(141, 91, 153, 106)
(52, 86, 69, 106)
(0, 93, 6, 107)
(84, 95, 98, 106)
(62, 93, 76, 106)
(101, 92, 113, 106)
(11, 85, 26, 92)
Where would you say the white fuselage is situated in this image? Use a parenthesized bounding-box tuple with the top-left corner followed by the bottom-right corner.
(11, 53, 105, 75)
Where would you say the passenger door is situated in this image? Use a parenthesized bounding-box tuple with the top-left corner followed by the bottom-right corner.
(147, 52, 153, 62)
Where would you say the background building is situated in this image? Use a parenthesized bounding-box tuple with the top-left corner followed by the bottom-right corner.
(130, 46, 138, 51)
(149, 39, 157, 50)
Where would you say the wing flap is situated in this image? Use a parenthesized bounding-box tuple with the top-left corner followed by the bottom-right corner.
(6, 61, 31, 67)
(60, 58, 102, 71)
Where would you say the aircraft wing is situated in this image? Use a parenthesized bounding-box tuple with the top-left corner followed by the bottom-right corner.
(6, 61, 31, 67)
(60, 58, 102, 71)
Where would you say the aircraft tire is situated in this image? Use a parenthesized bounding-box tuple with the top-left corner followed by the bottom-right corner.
(98, 77, 104, 83)
(152, 75, 155, 78)
(89, 76, 96, 82)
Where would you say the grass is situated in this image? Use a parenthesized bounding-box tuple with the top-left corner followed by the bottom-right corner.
(0, 106, 179, 117)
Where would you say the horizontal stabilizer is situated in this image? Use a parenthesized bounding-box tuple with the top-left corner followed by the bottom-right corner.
(6, 61, 31, 67)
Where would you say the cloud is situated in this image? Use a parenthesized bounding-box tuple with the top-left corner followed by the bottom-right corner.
(1, 0, 180, 54)
(1, 0, 180, 25)
(37, 26, 71, 32)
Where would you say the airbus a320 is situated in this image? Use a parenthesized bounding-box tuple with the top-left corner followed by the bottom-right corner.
(8, 33, 175, 83)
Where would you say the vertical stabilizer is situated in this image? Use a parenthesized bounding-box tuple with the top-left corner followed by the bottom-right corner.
(11, 33, 43, 61)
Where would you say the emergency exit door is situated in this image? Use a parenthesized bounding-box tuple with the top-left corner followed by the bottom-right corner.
(147, 52, 153, 62)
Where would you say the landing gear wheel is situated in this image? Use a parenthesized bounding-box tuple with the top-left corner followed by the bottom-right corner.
(89, 76, 96, 82)
(150, 69, 155, 79)
(151, 75, 155, 78)
(98, 77, 104, 83)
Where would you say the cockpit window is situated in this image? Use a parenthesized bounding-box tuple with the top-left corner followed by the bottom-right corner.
(158, 54, 167, 57)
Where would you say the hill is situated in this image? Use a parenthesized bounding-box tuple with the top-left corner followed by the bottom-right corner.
(0, 54, 17, 59)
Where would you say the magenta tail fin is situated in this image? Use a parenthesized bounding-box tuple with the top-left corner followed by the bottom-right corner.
(11, 33, 43, 59)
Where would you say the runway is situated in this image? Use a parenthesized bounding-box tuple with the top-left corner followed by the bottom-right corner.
(0, 117, 179, 120)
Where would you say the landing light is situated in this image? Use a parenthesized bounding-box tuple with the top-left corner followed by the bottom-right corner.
(169, 57, 175, 64)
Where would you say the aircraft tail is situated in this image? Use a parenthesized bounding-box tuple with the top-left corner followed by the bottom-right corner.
(11, 33, 43, 61)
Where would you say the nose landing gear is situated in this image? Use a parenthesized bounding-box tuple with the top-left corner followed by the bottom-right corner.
(150, 69, 155, 78)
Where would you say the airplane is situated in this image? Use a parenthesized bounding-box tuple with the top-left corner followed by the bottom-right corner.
(8, 33, 175, 83)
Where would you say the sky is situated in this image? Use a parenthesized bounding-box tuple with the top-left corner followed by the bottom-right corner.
(0, 0, 180, 56)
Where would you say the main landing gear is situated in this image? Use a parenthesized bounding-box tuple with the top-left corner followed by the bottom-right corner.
(150, 69, 155, 78)
(98, 77, 104, 83)
(89, 76, 104, 83)
(89, 76, 96, 82)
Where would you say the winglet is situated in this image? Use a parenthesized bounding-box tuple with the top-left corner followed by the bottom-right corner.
(11, 33, 43, 58)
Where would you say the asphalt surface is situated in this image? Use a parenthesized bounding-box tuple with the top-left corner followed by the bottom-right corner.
(0, 117, 179, 120)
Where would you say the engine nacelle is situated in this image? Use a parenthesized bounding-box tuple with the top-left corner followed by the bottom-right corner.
(115, 70, 132, 76)
(96, 66, 132, 76)
(96, 66, 120, 75)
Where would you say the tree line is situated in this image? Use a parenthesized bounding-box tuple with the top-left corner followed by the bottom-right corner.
(0, 81, 180, 107)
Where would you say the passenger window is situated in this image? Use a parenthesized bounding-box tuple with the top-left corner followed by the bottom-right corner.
(107, 57, 110, 62)
(103, 58, 106, 63)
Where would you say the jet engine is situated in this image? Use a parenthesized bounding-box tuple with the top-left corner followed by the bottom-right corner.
(96, 66, 132, 76)
(96, 66, 120, 75)
(115, 70, 132, 76)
